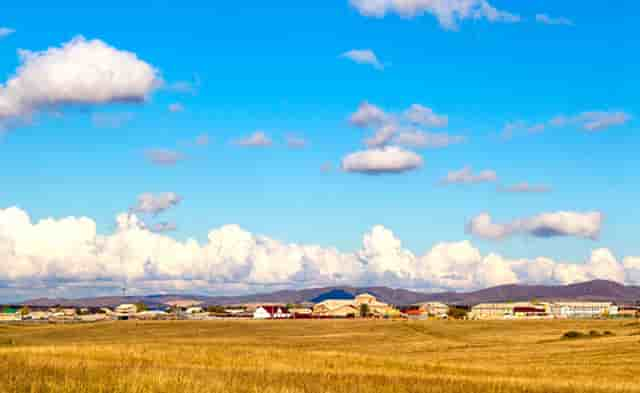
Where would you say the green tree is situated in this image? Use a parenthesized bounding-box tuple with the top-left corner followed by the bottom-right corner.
(207, 305, 226, 314)
(447, 306, 468, 320)
(359, 303, 370, 318)
(20, 306, 31, 316)
(135, 302, 148, 312)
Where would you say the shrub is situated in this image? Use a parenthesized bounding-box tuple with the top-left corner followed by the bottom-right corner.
(562, 331, 585, 339)
(589, 330, 601, 337)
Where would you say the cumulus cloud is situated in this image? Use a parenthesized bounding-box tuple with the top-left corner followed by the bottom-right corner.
(132, 192, 182, 216)
(441, 167, 497, 184)
(393, 129, 465, 149)
(536, 14, 574, 26)
(498, 182, 551, 194)
(341, 146, 423, 174)
(0, 36, 160, 121)
(233, 131, 272, 147)
(404, 104, 448, 127)
(144, 148, 185, 166)
(467, 211, 603, 241)
(168, 102, 184, 113)
(341, 49, 384, 70)
(0, 206, 636, 301)
(0, 27, 15, 38)
(349, 101, 388, 128)
(348, 0, 520, 30)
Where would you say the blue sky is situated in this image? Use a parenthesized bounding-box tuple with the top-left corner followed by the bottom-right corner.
(0, 1, 638, 300)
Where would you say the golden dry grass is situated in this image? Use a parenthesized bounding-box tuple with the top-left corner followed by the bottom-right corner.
(1, 319, 639, 392)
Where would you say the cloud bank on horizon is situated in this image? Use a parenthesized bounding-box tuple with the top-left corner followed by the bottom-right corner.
(0, 206, 637, 301)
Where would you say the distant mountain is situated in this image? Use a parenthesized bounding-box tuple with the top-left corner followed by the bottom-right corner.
(21, 280, 640, 308)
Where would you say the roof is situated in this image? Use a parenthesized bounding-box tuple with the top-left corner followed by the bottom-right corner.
(259, 305, 289, 314)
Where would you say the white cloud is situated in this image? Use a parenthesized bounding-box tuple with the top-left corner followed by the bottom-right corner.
(144, 149, 185, 166)
(498, 182, 551, 194)
(349, 0, 520, 30)
(393, 129, 465, 149)
(467, 211, 604, 241)
(1, 206, 635, 301)
(234, 131, 272, 147)
(349, 101, 388, 128)
(536, 14, 574, 26)
(168, 102, 184, 113)
(548, 111, 632, 131)
(0, 36, 160, 121)
(195, 133, 210, 146)
(404, 104, 448, 127)
(132, 192, 182, 216)
(578, 111, 632, 132)
(0, 27, 15, 38)
(151, 222, 177, 233)
(286, 135, 307, 149)
(441, 166, 497, 184)
(341, 146, 423, 174)
(341, 49, 384, 70)
(364, 124, 397, 148)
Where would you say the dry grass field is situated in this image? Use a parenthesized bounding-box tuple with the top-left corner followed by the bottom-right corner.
(1, 319, 639, 393)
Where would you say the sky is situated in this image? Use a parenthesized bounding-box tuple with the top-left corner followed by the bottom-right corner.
(0, 1, 638, 302)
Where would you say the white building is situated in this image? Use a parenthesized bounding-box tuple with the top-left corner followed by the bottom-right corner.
(253, 306, 291, 319)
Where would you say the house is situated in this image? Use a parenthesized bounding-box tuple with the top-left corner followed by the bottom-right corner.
(313, 300, 359, 318)
(417, 302, 450, 318)
(313, 293, 397, 318)
(253, 305, 291, 319)
(27, 311, 51, 321)
(289, 308, 313, 318)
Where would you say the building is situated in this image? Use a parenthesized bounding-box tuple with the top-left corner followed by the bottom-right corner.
(469, 302, 540, 320)
(0, 307, 21, 322)
(416, 302, 450, 318)
(253, 305, 291, 319)
(113, 304, 138, 320)
(549, 302, 616, 318)
(313, 293, 397, 318)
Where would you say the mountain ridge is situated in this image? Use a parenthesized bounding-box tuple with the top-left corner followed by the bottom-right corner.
(20, 280, 640, 308)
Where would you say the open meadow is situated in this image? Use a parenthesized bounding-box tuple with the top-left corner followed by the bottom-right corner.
(1, 319, 639, 393)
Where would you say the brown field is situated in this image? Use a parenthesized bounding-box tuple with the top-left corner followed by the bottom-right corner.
(1, 319, 639, 393)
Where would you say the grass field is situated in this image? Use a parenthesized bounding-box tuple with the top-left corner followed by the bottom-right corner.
(1, 319, 639, 393)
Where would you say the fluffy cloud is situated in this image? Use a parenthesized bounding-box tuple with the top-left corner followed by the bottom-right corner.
(404, 104, 448, 127)
(498, 182, 551, 194)
(536, 14, 574, 26)
(0, 36, 159, 121)
(1, 206, 636, 301)
(393, 130, 465, 149)
(132, 192, 182, 215)
(234, 131, 272, 147)
(341, 49, 384, 70)
(341, 146, 423, 174)
(144, 149, 185, 166)
(0, 27, 15, 38)
(441, 167, 497, 184)
(151, 222, 177, 233)
(348, 0, 520, 30)
(349, 101, 388, 128)
(467, 211, 603, 240)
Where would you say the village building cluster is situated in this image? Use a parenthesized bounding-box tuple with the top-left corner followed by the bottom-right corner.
(1, 293, 638, 323)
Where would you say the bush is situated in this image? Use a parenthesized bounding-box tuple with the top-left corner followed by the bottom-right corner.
(603, 331, 614, 336)
(562, 331, 585, 339)
(589, 330, 601, 337)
